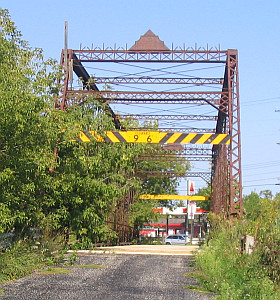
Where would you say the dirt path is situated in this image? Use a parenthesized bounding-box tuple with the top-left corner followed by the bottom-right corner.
(0, 253, 213, 300)
(68, 244, 200, 256)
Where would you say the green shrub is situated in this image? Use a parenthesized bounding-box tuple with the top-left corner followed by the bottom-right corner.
(0, 235, 65, 283)
(195, 213, 280, 300)
(0, 241, 45, 283)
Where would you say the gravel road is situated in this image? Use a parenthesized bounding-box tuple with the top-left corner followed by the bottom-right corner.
(0, 254, 214, 300)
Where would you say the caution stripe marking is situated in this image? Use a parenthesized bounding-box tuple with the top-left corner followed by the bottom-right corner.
(78, 131, 230, 145)
(160, 132, 175, 143)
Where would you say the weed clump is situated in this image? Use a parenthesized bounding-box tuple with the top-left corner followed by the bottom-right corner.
(0, 234, 65, 283)
(195, 195, 280, 300)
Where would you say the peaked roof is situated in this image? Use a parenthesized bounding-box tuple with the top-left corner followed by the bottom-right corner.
(130, 30, 170, 51)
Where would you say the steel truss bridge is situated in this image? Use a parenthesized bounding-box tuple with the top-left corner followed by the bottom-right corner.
(57, 29, 242, 227)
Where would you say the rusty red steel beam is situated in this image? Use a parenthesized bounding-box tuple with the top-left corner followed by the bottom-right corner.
(65, 90, 226, 108)
(136, 171, 211, 182)
(135, 156, 211, 162)
(73, 49, 228, 63)
(127, 127, 216, 133)
(116, 114, 217, 121)
(210, 49, 242, 216)
(66, 90, 223, 99)
(92, 77, 223, 85)
(227, 50, 242, 216)
(57, 51, 122, 128)
(139, 150, 212, 156)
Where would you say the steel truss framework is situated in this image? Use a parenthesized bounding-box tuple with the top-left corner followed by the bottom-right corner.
(125, 127, 216, 133)
(64, 90, 226, 107)
(72, 49, 228, 62)
(93, 77, 223, 85)
(116, 114, 217, 121)
(135, 157, 211, 162)
(140, 146, 213, 156)
(136, 171, 211, 183)
(138, 147, 211, 160)
(58, 32, 242, 217)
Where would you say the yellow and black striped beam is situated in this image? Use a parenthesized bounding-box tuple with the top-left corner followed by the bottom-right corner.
(78, 131, 230, 145)
(139, 194, 209, 201)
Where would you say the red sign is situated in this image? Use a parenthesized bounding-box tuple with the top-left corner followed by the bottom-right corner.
(190, 182, 194, 192)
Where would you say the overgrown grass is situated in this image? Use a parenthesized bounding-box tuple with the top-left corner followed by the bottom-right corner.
(0, 235, 65, 284)
(194, 215, 280, 299)
(182, 285, 209, 294)
(0, 235, 107, 285)
(0, 243, 45, 283)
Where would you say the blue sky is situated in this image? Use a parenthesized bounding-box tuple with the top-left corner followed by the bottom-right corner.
(4, 0, 280, 196)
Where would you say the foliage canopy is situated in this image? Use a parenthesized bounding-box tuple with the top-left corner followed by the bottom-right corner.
(0, 9, 188, 245)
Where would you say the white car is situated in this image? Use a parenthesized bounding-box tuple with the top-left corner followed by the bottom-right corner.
(176, 234, 190, 243)
(164, 235, 188, 245)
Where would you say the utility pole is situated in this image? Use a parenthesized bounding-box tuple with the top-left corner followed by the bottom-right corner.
(275, 109, 280, 185)
(185, 201, 189, 236)
(166, 214, 169, 236)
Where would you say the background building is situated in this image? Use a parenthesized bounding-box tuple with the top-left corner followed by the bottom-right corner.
(140, 206, 208, 238)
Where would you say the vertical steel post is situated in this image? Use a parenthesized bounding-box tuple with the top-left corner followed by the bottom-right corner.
(58, 21, 70, 110)
(64, 21, 68, 72)
(227, 50, 243, 216)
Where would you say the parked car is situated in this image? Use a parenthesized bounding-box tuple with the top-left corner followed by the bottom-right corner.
(164, 235, 187, 245)
(175, 234, 190, 243)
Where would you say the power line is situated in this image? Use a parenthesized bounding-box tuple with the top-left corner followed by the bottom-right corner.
(242, 96, 280, 106)
(243, 177, 278, 183)
(243, 183, 277, 188)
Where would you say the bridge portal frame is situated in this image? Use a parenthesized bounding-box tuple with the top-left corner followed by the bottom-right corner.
(57, 38, 242, 217)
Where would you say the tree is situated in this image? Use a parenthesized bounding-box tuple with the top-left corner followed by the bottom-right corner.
(243, 191, 262, 220)
(259, 189, 273, 200)
(42, 99, 148, 243)
(196, 185, 211, 211)
(0, 9, 59, 234)
(0, 9, 190, 245)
